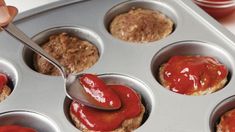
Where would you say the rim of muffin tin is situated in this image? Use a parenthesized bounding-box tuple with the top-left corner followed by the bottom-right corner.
(63, 73, 155, 131)
(22, 26, 104, 76)
(0, 57, 20, 102)
(151, 40, 233, 96)
(0, 110, 60, 132)
(103, 0, 178, 44)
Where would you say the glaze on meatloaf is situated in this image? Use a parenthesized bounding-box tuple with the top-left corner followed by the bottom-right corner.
(110, 8, 174, 43)
(159, 56, 228, 95)
(217, 108, 235, 132)
(34, 32, 99, 76)
(69, 85, 145, 132)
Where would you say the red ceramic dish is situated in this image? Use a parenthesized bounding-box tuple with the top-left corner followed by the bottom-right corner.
(193, 0, 235, 19)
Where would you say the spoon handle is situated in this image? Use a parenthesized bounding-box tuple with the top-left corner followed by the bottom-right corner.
(4, 23, 67, 77)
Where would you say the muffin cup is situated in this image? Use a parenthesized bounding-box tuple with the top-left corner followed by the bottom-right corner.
(22, 26, 103, 75)
(64, 73, 153, 131)
(104, 0, 177, 43)
(209, 95, 235, 132)
(0, 110, 59, 132)
(0, 58, 19, 102)
(151, 40, 233, 95)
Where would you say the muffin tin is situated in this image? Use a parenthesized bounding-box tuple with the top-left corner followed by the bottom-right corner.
(1, 0, 235, 131)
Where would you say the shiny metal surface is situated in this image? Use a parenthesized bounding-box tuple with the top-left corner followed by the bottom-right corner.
(0, 0, 235, 131)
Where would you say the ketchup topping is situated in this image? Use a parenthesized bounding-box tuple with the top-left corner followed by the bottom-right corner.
(218, 109, 235, 132)
(0, 125, 37, 132)
(162, 56, 228, 95)
(70, 85, 142, 131)
(0, 73, 8, 93)
(80, 74, 121, 109)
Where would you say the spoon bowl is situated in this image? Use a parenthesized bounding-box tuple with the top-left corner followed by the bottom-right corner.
(2, 23, 119, 110)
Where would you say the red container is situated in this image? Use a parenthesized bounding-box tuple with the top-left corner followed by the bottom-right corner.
(193, 0, 235, 19)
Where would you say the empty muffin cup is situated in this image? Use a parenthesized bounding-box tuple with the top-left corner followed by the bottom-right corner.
(64, 73, 153, 131)
(0, 110, 59, 132)
(151, 40, 232, 96)
(104, 0, 177, 43)
(0, 58, 18, 102)
(22, 26, 103, 76)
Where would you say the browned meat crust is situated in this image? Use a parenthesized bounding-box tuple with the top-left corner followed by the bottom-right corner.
(0, 85, 11, 102)
(34, 32, 99, 76)
(110, 8, 174, 43)
(69, 103, 145, 132)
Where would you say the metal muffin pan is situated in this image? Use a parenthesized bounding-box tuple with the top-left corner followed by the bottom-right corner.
(0, 0, 235, 131)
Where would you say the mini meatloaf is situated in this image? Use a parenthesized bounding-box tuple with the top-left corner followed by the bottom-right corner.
(0, 85, 11, 102)
(217, 108, 235, 132)
(159, 56, 228, 95)
(0, 73, 11, 102)
(110, 8, 174, 43)
(69, 85, 145, 132)
(34, 32, 99, 76)
(70, 102, 145, 132)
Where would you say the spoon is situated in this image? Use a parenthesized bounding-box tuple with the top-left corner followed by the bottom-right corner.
(2, 23, 120, 110)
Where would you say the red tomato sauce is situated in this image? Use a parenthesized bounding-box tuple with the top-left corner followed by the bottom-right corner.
(0, 73, 8, 93)
(0, 125, 37, 132)
(218, 109, 235, 132)
(70, 85, 142, 131)
(79, 74, 121, 109)
(162, 56, 228, 95)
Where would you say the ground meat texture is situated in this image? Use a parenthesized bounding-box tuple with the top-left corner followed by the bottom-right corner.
(34, 32, 99, 76)
(110, 8, 174, 43)
(0, 85, 11, 102)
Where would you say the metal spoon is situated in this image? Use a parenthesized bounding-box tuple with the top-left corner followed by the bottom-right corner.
(2, 23, 118, 110)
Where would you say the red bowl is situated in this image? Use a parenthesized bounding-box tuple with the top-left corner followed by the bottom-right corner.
(193, 0, 235, 19)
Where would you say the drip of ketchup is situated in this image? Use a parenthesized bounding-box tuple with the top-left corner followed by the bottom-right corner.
(0, 125, 37, 132)
(70, 85, 142, 131)
(162, 56, 228, 95)
(218, 109, 235, 132)
(0, 73, 8, 93)
(79, 74, 121, 109)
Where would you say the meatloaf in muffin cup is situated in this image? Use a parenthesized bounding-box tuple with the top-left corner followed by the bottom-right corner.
(217, 108, 235, 132)
(110, 8, 174, 43)
(34, 32, 99, 76)
(0, 73, 12, 102)
(159, 55, 228, 95)
(69, 85, 145, 132)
